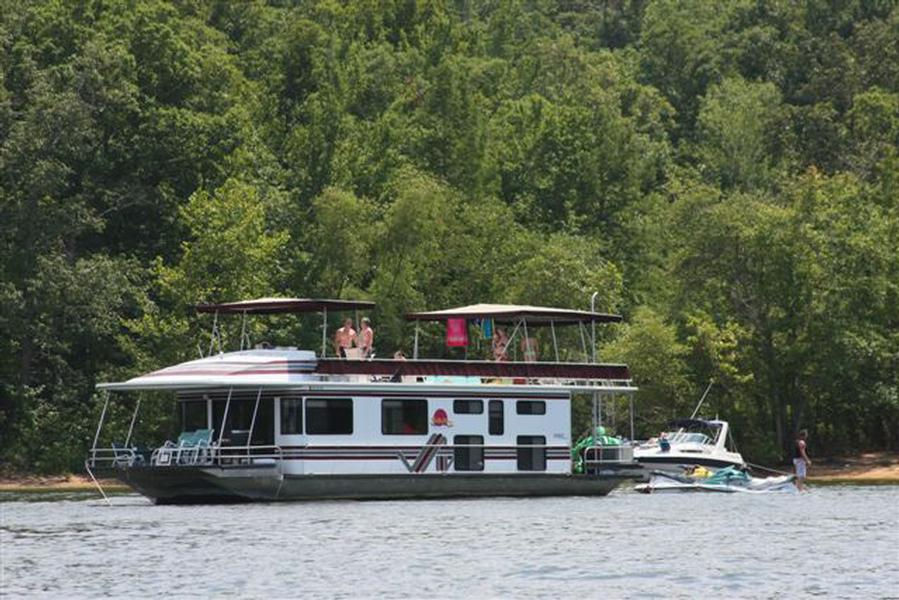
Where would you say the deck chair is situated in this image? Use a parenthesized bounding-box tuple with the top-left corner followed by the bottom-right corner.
(111, 442, 138, 468)
(176, 429, 214, 465)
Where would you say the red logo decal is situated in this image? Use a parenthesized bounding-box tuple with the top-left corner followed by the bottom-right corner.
(431, 408, 452, 427)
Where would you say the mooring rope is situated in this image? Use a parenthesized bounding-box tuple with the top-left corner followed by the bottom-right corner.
(746, 461, 793, 476)
(84, 461, 111, 506)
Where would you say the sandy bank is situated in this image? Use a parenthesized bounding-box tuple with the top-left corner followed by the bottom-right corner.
(0, 474, 128, 493)
(806, 452, 899, 484)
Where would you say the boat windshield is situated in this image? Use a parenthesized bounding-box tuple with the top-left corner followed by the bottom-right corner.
(666, 432, 713, 445)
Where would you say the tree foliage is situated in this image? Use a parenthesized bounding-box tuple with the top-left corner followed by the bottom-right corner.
(1, 0, 898, 472)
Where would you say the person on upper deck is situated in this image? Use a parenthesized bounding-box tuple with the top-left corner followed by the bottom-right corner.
(492, 328, 509, 361)
(521, 336, 539, 362)
(359, 317, 374, 358)
(333, 318, 357, 358)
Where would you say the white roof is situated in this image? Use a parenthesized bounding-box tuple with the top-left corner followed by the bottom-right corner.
(405, 303, 622, 324)
(98, 349, 319, 391)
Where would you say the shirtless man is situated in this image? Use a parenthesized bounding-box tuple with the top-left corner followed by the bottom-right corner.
(358, 317, 374, 358)
(333, 318, 357, 358)
(793, 429, 812, 492)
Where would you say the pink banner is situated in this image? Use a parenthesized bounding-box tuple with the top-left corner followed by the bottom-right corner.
(446, 318, 469, 347)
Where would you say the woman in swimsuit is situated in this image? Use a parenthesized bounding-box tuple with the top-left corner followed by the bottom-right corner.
(492, 328, 509, 361)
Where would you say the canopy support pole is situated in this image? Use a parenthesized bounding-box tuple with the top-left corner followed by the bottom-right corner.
(522, 317, 530, 361)
(247, 388, 263, 456)
(578, 321, 589, 362)
(598, 390, 602, 427)
(591, 390, 599, 472)
(124, 398, 141, 447)
(91, 392, 110, 453)
(207, 310, 220, 356)
(413, 323, 420, 359)
(321, 308, 328, 358)
(629, 395, 635, 441)
(590, 292, 598, 363)
(239, 310, 248, 351)
(505, 318, 523, 358)
(550, 321, 560, 363)
(217, 387, 234, 447)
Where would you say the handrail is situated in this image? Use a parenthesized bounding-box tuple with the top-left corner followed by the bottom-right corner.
(87, 443, 286, 469)
(89, 442, 635, 472)
(582, 444, 634, 466)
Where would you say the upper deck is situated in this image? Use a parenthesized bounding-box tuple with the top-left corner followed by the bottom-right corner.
(98, 348, 635, 393)
(97, 298, 636, 394)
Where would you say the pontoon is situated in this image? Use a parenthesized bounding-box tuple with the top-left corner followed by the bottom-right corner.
(86, 299, 640, 504)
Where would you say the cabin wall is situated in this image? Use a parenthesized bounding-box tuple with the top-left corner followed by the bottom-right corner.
(276, 394, 571, 475)
(177, 388, 572, 475)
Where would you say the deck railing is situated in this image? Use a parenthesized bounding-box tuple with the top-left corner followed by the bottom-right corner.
(582, 444, 635, 467)
(88, 442, 635, 472)
(86, 444, 285, 469)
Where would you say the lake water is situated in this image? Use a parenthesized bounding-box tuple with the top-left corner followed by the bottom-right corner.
(2, 486, 897, 598)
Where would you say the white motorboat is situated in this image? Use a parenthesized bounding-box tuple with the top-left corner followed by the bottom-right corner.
(635, 466, 796, 494)
(633, 418, 745, 473)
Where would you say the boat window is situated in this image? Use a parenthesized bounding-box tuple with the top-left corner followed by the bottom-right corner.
(488, 400, 504, 435)
(181, 400, 207, 431)
(668, 432, 711, 445)
(453, 399, 483, 414)
(517, 436, 546, 471)
(212, 396, 255, 444)
(454, 435, 484, 471)
(305, 398, 353, 435)
(516, 400, 546, 415)
(382, 399, 428, 435)
(280, 397, 303, 435)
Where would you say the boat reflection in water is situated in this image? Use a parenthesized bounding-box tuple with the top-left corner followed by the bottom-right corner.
(87, 299, 641, 504)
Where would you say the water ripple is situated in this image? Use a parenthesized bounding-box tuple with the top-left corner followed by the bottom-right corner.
(1, 486, 897, 598)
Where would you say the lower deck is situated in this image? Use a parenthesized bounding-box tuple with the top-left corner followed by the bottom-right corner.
(101, 464, 633, 504)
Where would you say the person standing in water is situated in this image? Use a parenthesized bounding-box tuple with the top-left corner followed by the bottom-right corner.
(793, 429, 812, 491)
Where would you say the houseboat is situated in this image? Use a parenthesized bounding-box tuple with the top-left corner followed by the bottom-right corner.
(86, 298, 639, 504)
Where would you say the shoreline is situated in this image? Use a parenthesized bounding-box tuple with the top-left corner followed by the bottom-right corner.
(805, 451, 899, 485)
(1, 452, 897, 493)
(0, 475, 129, 494)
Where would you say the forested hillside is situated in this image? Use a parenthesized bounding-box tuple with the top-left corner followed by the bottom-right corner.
(2, 0, 897, 472)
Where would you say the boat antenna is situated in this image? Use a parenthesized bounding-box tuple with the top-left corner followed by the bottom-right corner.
(689, 381, 714, 420)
